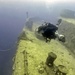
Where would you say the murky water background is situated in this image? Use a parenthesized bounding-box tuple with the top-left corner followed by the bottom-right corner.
(0, 2, 26, 75)
(0, 1, 75, 75)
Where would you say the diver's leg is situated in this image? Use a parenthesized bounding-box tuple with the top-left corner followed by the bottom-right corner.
(49, 39, 51, 42)
(46, 38, 48, 42)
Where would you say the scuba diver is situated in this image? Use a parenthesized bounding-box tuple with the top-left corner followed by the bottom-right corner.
(36, 19, 65, 42)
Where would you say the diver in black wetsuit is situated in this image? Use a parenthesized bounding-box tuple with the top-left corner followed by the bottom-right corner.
(42, 23, 58, 42)
(37, 19, 62, 42)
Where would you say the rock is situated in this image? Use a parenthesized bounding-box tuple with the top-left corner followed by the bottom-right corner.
(37, 62, 45, 74)
(38, 67, 44, 74)
(55, 65, 68, 75)
(12, 67, 15, 71)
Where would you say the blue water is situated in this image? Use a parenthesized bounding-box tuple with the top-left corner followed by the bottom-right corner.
(0, 2, 26, 75)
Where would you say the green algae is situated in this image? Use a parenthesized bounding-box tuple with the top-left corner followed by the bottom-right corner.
(12, 28, 75, 75)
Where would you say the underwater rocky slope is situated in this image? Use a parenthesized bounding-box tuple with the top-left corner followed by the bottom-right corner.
(12, 20, 75, 75)
(59, 9, 75, 56)
(58, 17, 75, 56)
